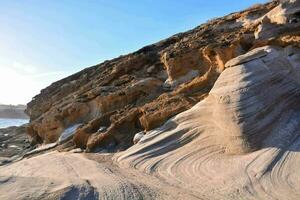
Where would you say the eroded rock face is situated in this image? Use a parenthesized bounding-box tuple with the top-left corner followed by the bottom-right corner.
(25, 0, 299, 153)
(254, 0, 300, 40)
(218, 45, 300, 153)
(115, 45, 300, 199)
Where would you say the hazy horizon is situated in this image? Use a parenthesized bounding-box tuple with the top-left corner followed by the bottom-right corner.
(0, 0, 266, 105)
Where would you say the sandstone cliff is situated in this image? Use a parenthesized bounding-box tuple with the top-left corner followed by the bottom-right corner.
(26, 0, 300, 153)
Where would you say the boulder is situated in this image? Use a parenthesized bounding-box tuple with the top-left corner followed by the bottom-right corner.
(133, 131, 145, 144)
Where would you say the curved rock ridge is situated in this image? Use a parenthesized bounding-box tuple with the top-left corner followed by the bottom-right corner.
(114, 45, 300, 199)
(25, 0, 297, 151)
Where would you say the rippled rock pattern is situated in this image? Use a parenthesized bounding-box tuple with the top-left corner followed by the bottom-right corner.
(116, 45, 300, 199)
(4, 0, 300, 199)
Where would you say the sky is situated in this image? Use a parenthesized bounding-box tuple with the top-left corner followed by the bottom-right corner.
(0, 0, 266, 105)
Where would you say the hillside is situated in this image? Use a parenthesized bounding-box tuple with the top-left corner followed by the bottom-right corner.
(1, 0, 300, 199)
(0, 104, 28, 119)
(25, 0, 297, 149)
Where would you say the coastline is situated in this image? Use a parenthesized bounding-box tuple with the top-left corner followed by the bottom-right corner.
(0, 118, 29, 129)
(0, 125, 32, 161)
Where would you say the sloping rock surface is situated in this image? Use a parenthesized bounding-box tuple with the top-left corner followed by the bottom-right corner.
(25, 0, 300, 152)
(2, 0, 300, 199)
(115, 45, 300, 199)
(0, 151, 195, 200)
(0, 126, 31, 159)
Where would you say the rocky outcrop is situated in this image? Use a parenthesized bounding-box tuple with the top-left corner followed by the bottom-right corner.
(25, 0, 299, 155)
(0, 126, 32, 159)
(3, 44, 300, 200)
(115, 44, 300, 200)
(254, 0, 300, 40)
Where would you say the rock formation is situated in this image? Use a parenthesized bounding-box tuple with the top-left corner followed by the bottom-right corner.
(26, 0, 300, 152)
(1, 0, 300, 199)
(115, 45, 300, 199)
(0, 125, 31, 160)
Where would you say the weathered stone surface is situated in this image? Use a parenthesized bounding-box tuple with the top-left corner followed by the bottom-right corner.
(25, 0, 299, 154)
(115, 45, 300, 199)
(254, 0, 300, 40)
(133, 131, 145, 144)
(0, 126, 32, 158)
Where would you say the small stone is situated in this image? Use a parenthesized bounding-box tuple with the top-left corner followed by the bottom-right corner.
(133, 131, 145, 144)
(146, 65, 156, 73)
(98, 126, 107, 132)
(70, 148, 83, 153)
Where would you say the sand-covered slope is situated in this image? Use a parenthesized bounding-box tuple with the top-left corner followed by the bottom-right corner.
(0, 151, 196, 200)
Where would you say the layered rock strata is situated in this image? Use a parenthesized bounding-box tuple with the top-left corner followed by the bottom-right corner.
(26, 0, 300, 153)
(115, 45, 300, 199)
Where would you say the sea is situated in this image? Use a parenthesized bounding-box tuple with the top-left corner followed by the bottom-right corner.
(0, 118, 29, 129)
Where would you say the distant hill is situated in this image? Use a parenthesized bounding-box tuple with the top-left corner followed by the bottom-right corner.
(0, 104, 29, 119)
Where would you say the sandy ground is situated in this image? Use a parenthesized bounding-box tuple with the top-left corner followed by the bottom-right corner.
(0, 151, 197, 200)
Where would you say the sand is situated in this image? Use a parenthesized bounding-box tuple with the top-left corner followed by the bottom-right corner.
(0, 151, 198, 200)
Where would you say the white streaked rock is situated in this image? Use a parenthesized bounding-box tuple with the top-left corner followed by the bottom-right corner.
(115, 45, 300, 199)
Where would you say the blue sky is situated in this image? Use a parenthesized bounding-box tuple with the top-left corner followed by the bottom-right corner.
(0, 0, 266, 104)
